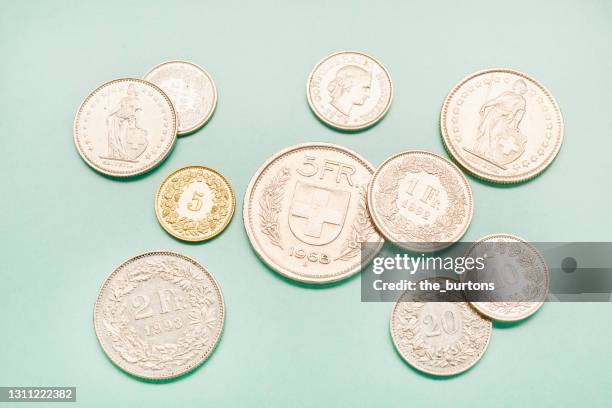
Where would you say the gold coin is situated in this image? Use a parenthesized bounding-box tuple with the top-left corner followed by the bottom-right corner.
(155, 166, 235, 241)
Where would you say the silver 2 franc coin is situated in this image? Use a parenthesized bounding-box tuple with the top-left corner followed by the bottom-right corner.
(93, 251, 224, 380)
(243, 142, 384, 284)
(440, 68, 563, 183)
(74, 78, 178, 177)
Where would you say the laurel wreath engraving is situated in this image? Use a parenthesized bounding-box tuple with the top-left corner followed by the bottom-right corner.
(335, 186, 377, 261)
(374, 156, 467, 242)
(102, 259, 219, 371)
(476, 242, 547, 313)
(259, 167, 291, 249)
(148, 65, 208, 128)
(395, 290, 490, 369)
(159, 169, 231, 239)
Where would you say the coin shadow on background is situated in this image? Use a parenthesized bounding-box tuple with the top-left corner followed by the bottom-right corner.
(387, 330, 480, 381)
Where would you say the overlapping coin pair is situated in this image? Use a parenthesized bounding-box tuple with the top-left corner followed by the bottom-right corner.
(243, 51, 562, 376)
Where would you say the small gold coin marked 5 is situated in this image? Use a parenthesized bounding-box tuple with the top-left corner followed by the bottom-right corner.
(155, 166, 235, 242)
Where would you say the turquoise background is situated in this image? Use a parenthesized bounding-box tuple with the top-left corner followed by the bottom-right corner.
(1, 0, 611, 407)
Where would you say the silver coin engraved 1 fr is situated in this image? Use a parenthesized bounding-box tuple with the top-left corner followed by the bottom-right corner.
(243, 143, 384, 284)
(144, 61, 217, 135)
(441, 68, 564, 183)
(93, 251, 224, 380)
(367, 150, 473, 252)
(390, 277, 492, 376)
(74, 78, 178, 177)
(461, 233, 549, 322)
(307, 51, 393, 130)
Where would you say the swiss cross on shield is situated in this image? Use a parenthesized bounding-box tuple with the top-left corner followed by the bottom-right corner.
(288, 181, 351, 246)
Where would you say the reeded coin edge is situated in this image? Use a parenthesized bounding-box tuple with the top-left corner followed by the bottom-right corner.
(73, 78, 178, 178)
(155, 165, 236, 242)
(464, 233, 549, 322)
(390, 291, 493, 376)
(440, 68, 564, 184)
(242, 142, 384, 284)
(306, 51, 394, 131)
(367, 150, 474, 252)
(93, 251, 225, 380)
(144, 60, 218, 135)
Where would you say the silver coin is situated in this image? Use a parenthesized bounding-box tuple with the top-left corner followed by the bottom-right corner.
(461, 233, 549, 322)
(144, 61, 217, 135)
(307, 51, 393, 130)
(440, 68, 564, 183)
(93, 251, 224, 380)
(74, 78, 178, 177)
(367, 150, 473, 252)
(243, 142, 384, 284)
(390, 277, 492, 376)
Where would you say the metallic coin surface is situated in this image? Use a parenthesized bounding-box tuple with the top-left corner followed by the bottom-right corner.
(93, 251, 224, 380)
(367, 150, 473, 252)
(74, 78, 177, 177)
(462, 233, 549, 322)
(155, 166, 235, 242)
(390, 277, 492, 376)
(307, 51, 393, 131)
(440, 68, 563, 183)
(243, 142, 384, 284)
(144, 61, 217, 135)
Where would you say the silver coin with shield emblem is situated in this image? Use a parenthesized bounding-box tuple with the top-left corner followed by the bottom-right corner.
(243, 142, 384, 283)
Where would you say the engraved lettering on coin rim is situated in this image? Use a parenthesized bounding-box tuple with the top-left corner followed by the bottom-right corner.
(306, 51, 394, 131)
(440, 68, 564, 184)
(368, 150, 473, 252)
(93, 251, 225, 380)
(243, 142, 384, 283)
(155, 166, 236, 242)
(144, 60, 217, 135)
(464, 233, 549, 322)
(73, 78, 178, 177)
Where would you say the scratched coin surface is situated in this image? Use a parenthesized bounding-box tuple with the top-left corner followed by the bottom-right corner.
(243, 142, 384, 284)
(74, 78, 177, 177)
(441, 68, 563, 183)
(144, 61, 217, 135)
(155, 166, 235, 242)
(93, 251, 225, 380)
(307, 51, 393, 131)
(390, 277, 492, 376)
(461, 233, 549, 322)
(367, 150, 473, 252)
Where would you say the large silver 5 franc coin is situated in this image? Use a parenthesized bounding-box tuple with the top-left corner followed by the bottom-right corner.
(243, 143, 384, 284)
